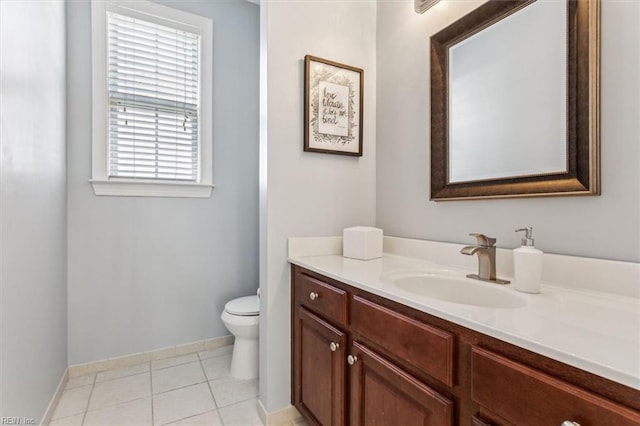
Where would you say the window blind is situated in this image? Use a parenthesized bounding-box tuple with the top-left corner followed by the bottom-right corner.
(107, 12, 200, 181)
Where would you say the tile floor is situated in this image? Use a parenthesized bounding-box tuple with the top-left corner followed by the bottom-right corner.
(48, 345, 264, 426)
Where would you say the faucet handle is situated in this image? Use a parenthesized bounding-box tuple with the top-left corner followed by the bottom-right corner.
(469, 233, 496, 247)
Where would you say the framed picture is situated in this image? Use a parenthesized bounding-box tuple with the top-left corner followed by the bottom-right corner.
(304, 55, 364, 156)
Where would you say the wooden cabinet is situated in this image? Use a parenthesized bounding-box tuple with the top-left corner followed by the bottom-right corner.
(471, 347, 640, 426)
(349, 342, 453, 426)
(293, 307, 346, 426)
(291, 265, 640, 426)
(292, 266, 453, 426)
(350, 295, 454, 387)
(295, 272, 348, 326)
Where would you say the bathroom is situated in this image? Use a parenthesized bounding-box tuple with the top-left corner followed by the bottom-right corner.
(0, 0, 638, 424)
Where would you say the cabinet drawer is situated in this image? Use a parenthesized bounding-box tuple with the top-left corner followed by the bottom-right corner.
(471, 346, 640, 426)
(295, 272, 348, 326)
(351, 295, 454, 387)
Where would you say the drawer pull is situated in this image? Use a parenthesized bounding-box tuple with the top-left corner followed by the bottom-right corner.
(347, 355, 358, 365)
(329, 342, 340, 352)
(309, 291, 319, 301)
(561, 422, 580, 426)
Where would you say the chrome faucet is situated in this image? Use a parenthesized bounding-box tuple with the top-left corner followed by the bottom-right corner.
(460, 233, 510, 284)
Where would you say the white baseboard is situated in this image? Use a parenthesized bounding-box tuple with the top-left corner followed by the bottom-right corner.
(257, 399, 304, 425)
(39, 367, 68, 426)
(68, 335, 234, 378)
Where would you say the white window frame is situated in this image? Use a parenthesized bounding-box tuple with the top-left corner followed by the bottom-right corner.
(91, 0, 213, 198)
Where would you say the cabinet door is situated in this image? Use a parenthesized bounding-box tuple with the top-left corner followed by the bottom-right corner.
(349, 342, 453, 426)
(472, 346, 640, 426)
(293, 307, 347, 426)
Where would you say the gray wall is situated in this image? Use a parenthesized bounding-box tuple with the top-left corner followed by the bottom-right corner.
(0, 0, 68, 420)
(376, 0, 640, 263)
(260, 0, 377, 412)
(67, 0, 259, 364)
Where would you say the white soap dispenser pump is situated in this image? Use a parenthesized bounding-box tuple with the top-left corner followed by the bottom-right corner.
(513, 227, 543, 294)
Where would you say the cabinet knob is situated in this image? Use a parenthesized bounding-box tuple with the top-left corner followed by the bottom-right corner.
(561, 422, 581, 426)
(330, 342, 339, 352)
(347, 355, 358, 365)
(309, 291, 319, 301)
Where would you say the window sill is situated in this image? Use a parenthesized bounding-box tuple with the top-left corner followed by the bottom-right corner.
(90, 179, 214, 198)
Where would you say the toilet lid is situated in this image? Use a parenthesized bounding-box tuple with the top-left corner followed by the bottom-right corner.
(225, 295, 259, 316)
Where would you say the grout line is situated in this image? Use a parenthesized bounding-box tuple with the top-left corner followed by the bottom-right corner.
(158, 409, 219, 426)
(78, 366, 152, 416)
(199, 355, 220, 416)
(81, 397, 150, 422)
(152, 379, 209, 396)
(80, 373, 98, 425)
(94, 367, 150, 385)
(215, 394, 260, 410)
(152, 357, 201, 372)
(197, 346, 233, 362)
(149, 361, 155, 426)
(54, 351, 240, 426)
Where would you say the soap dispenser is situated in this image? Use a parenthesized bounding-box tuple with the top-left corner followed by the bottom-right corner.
(513, 227, 543, 294)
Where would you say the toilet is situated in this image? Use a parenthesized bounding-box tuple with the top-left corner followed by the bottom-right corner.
(221, 293, 259, 380)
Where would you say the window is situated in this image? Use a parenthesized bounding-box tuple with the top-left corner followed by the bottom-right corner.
(91, 0, 213, 197)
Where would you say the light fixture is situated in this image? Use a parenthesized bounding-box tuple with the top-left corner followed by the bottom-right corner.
(415, 0, 440, 14)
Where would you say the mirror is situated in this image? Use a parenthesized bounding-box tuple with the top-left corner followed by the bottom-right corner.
(430, 0, 600, 201)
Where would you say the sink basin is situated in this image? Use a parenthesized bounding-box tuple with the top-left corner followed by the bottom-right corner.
(385, 271, 527, 309)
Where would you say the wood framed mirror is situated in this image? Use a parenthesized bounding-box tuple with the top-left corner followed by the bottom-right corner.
(430, 0, 600, 201)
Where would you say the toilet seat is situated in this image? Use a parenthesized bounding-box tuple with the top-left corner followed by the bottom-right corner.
(224, 295, 259, 316)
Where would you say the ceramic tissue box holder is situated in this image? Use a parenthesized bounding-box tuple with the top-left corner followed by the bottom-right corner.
(343, 227, 383, 260)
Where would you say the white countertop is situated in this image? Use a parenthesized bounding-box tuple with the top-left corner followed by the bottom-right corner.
(288, 237, 640, 390)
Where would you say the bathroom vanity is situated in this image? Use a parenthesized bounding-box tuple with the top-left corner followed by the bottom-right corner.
(288, 237, 640, 426)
